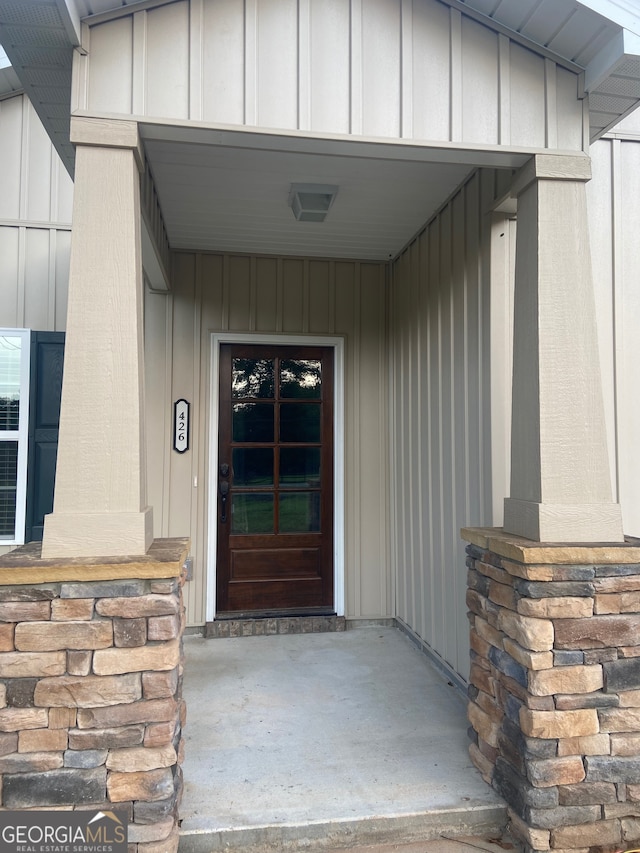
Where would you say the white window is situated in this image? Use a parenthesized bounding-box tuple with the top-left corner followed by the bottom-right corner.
(0, 330, 30, 544)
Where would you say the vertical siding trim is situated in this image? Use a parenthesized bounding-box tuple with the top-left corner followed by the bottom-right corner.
(415, 245, 424, 633)
(582, 97, 590, 154)
(423, 229, 435, 646)
(19, 99, 29, 222)
(350, 0, 363, 135)
(544, 59, 558, 149)
(276, 257, 284, 332)
(244, 0, 258, 126)
(328, 260, 336, 334)
(191, 254, 204, 622)
(132, 11, 147, 116)
(16, 227, 26, 327)
(48, 145, 58, 223)
(379, 263, 390, 616)
(400, 0, 413, 139)
(488, 210, 512, 525)
(498, 34, 511, 145)
(249, 255, 257, 331)
(302, 258, 310, 333)
(48, 230, 57, 329)
(402, 243, 419, 625)
(611, 138, 622, 502)
(161, 292, 174, 535)
(462, 188, 471, 523)
(476, 180, 487, 524)
(446, 207, 457, 666)
(48, 145, 59, 328)
(353, 262, 362, 616)
(449, 8, 462, 143)
(298, 0, 311, 131)
(189, 0, 204, 121)
(221, 254, 230, 330)
(388, 263, 399, 621)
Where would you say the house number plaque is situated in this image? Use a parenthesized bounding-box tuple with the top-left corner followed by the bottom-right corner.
(173, 399, 190, 453)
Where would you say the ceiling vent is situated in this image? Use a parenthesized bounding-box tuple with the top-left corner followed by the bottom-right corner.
(288, 184, 338, 222)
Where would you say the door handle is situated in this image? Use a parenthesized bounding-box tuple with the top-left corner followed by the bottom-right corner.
(219, 480, 230, 523)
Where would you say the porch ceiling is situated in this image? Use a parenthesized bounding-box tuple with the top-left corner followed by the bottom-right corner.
(139, 124, 530, 261)
(142, 137, 475, 261)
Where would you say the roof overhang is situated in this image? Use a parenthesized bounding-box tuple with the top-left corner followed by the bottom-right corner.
(584, 28, 640, 138)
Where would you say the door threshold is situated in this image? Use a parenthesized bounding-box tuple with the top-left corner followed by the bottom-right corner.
(205, 613, 345, 638)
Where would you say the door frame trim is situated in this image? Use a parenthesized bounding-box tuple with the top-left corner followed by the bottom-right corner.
(206, 332, 345, 621)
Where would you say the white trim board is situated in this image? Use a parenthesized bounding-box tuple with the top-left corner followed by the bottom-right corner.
(206, 332, 346, 622)
(0, 328, 30, 546)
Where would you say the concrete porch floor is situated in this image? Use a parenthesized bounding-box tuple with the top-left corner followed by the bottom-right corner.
(178, 625, 508, 853)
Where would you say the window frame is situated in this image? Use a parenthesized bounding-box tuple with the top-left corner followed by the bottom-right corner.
(0, 328, 30, 545)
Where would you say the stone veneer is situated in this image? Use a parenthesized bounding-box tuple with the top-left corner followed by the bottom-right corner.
(463, 527, 640, 853)
(0, 538, 188, 853)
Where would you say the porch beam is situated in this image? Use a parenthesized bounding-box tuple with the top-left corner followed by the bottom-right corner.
(42, 118, 153, 558)
(503, 153, 624, 543)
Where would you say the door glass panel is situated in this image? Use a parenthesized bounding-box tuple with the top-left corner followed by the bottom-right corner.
(233, 403, 274, 442)
(232, 358, 274, 399)
(280, 447, 320, 487)
(280, 403, 320, 442)
(279, 492, 320, 533)
(0, 336, 22, 431)
(232, 448, 273, 487)
(280, 359, 322, 399)
(232, 493, 274, 534)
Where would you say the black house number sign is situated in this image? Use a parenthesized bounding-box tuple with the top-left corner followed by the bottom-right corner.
(173, 399, 190, 453)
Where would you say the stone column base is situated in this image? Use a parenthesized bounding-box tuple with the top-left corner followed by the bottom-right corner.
(0, 538, 189, 853)
(463, 527, 640, 853)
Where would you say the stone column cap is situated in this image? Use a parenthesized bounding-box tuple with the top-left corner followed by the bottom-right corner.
(0, 538, 189, 584)
(461, 526, 640, 565)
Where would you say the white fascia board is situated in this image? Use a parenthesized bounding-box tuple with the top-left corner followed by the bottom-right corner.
(0, 66, 22, 99)
(55, 0, 81, 46)
(577, 0, 640, 37)
(585, 28, 640, 92)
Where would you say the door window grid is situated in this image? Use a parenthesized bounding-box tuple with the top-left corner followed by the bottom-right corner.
(0, 330, 30, 543)
(230, 356, 323, 535)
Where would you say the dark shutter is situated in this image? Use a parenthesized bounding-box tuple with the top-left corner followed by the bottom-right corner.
(25, 332, 64, 542)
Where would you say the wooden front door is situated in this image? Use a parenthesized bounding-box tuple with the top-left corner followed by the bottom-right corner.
(216, 344, 334, 615)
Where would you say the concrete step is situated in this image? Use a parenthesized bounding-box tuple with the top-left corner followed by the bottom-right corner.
(178, 803, 509, 853)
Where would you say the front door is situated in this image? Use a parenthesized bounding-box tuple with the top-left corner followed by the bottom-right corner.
(216, 344, 334, 615)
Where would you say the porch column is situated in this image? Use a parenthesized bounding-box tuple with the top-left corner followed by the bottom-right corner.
(42, 118, 153, 558)
(503, 154, 624, 543)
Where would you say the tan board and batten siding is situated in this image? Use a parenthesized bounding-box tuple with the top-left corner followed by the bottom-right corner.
(144, 254, 391, 628)
(79, 0, 584, 151)
(0, 94, 72, 331)
(389, 170, 511, 677)
(586, 114, 640, 539)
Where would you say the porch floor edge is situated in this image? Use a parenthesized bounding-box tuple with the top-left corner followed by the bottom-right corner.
(177, 804, 509, 852)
